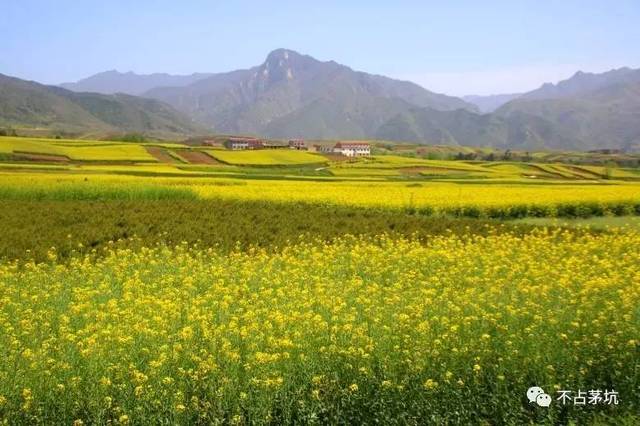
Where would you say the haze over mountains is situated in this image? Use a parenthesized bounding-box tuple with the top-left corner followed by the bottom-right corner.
(1, 48, 639, 151)
(457, 68, 640, 113)
(462, 94, 522, 113)
(60, 71, 215, 96)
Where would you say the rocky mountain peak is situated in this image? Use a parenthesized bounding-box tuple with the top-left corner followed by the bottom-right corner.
(256, 49, 308, 86)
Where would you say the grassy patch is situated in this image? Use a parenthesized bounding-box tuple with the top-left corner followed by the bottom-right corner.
(0, 184, 196, 202)
(0, 199, 536, 262)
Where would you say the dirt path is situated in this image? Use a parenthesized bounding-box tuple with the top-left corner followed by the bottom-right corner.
(146, 147, 178, 164)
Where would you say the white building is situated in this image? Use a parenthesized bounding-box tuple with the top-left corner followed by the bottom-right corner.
(224, 138, 264, 150)
(333, 142, 370, 157)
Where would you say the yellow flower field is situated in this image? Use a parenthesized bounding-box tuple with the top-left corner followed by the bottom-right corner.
(0, 137, 155, 162)
(191, 178, 640, 214)
(1, 171, 639, 218)
(0, 231, 638, 423)
(204, 149, 327, 165)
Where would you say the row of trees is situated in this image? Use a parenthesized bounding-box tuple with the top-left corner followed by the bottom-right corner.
(452, 149, 533, 162)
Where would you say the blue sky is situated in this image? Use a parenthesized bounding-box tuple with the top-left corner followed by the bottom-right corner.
(1, 0, 639, 95)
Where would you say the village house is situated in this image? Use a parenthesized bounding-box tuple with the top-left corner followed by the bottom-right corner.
(224, 137, 264, 150)
(333, 142, 370, 157)
(288, 139, 306, 150)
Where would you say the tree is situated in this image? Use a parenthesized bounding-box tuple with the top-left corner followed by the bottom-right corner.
(464, 152, 477, 160)
(0, 127, 17, 137)
(603, 160, 616, 179)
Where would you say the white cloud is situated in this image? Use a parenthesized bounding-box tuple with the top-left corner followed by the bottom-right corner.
(396, 62, 639, 97)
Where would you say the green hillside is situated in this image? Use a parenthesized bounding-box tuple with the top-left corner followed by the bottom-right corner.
(0, 73, 205, 138)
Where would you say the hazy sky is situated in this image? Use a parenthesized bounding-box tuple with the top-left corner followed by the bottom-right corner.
(2, 0, 639, 96)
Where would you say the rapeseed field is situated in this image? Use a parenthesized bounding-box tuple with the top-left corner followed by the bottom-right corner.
(0, 230, 638, 424)
(204, 150, 327, 165)
(1, 158, 639, 424)
(191, 178, 640, 217)
(0, 137, 155, 162)
(1, 171, 639, 218)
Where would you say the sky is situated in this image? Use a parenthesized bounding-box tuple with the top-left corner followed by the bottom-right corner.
(1, 0, 639, 96)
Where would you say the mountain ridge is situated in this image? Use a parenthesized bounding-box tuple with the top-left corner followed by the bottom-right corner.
(142, 48, 478, 137)
(4, 50, 640, 151)
(520, 67, 639, 100)
(60, 70, 215, 96)
(0, 73, 205, 137)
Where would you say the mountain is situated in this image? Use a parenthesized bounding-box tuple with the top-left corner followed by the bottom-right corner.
(495, 75, 640, 150)
(376, 106, 508, 147)
(60, 70, 214, 95)
(463, 93, 522, 113)
(462, 68, 640, 115)
(520, 67, 640, 100)
(374, 67, 640, 150)
(144, 49, 478, 138)
(0, 73, 204, 137)
(6, 53, 640, 150)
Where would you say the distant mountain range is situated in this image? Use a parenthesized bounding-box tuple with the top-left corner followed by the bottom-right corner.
(60, 70, 214, 96)
(56, 49, 477, 140)
(495, 70, 640, 150)
(0, 73, 203, 137)
(143, 49, 478, 139)
(1, 49, 639, 151)
(382, 68, 640, 151)
(461, 68, 640, 114)
(520, 67, 640, 100)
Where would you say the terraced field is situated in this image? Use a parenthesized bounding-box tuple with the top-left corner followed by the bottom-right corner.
(3, 137, 639, 183)
(0, 137, 156, 162)
(204, 149, 328, 165)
